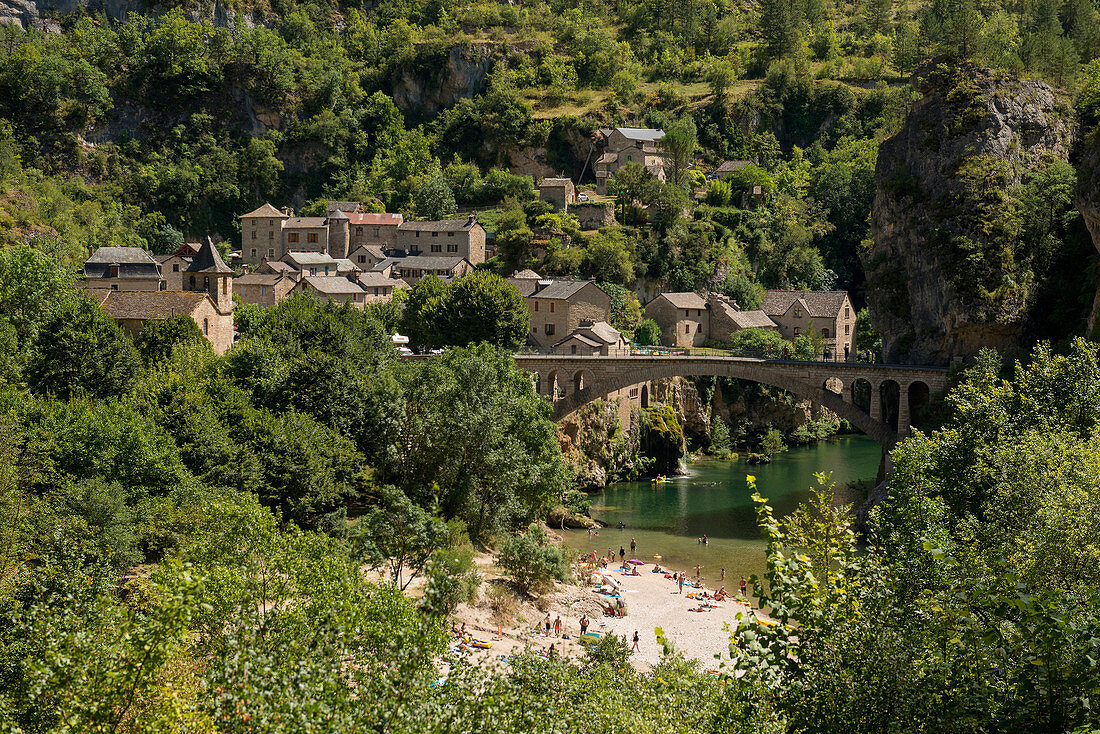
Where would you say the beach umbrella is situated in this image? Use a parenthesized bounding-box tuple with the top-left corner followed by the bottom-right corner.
(628, 559, 645, 565)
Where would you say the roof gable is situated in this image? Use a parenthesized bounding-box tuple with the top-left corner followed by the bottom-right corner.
(656, 292, 707, 310)
(761, 290, 849, 319)
(241, 202, 287, 218)
(186, 238, 233, 274)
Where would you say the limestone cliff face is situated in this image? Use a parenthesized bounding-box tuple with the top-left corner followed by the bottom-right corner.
(866, 61, 1075, 365)
(0, 0, 264, 31)
(391, 44, 495, 115)
(1075, 129, 1100, 337)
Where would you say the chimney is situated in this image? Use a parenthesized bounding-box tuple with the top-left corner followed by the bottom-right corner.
(467, 214, 476, 225)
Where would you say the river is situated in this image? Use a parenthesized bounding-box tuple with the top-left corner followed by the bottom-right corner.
(561, 435, 882, 588)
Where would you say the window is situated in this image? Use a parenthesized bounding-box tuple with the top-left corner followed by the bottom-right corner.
(793, 308, 802, 318)
(111, 283, 118, 291)
(373, 228, 380, 237)
(821, 328, 830, 337)
(415, 231, 421, 238)
(203, 276, 209, 290)
(844, 307, 850, 319)
(269, 231, 274, 240)
(845, 324, 850, 335)
(268, 249, 274, 257)
(627, 154, 634, 162)
(251, 231, 256, 239)
(189, 276, 196, 289)
(571, 345, 577, 354)
(307, 233, 318, 244)
(534, 302, 539, 312)
(323, 266, 330, 275)
(550, 303, 555, 313)
(447, 244, 458, 252)
(288, 233, 299, 243)
(261, 287, 267, 296)
(545, 324, 555, 335)
(358, 255, 365, 263)
(794, 327, 801, 335)
(448, 231, 455, 237)
(431, 244, 442, 252)
(222, 279, 228, 295)
(431, 232, 438, 238)
(532, 326, 537, 333)
(697, 324, 703, 332)
(203, 318, 209, 335)
(356, 227, 363, 235)
(685, 325, 690, 334)
(251, 248, 257, 257)
(268, 220, 272, 226)
(309, 268, 316, 276)
(173, 264, 179, 272)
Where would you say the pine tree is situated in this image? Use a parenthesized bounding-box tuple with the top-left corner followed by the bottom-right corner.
(863, 0, 891, 36)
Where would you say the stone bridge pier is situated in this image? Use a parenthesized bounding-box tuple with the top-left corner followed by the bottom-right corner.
(514, 355, 950, 452)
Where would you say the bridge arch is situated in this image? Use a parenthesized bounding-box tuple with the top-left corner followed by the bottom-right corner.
(548, 360, 896, 448)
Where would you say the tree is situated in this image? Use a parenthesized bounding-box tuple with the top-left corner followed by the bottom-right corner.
(495, 523, 569, 595)
(413, 173, 457, 220)
(718, 272, 763, 310)
(634, 319, 661, 346)
(922, 0, 984, 59)
(419, 271, 530, 349)
(581, 233, 635, 285)
(759, 0, 800, 59)
(350, 486, 448, 589)
(863, 0, 891, 36)
(607, 162, 654, 225)
(134, 314, 207, 364)
(393, 345, 568, 543)
(659, 117, 698, 189)
(27, 294, 140, 400)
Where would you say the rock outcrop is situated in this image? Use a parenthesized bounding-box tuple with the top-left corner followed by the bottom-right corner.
(1075, 128, 1100, 338)
(391, 44, 495, 115)
(0, 0, 264, 31)
(865, 61, 1076, 364)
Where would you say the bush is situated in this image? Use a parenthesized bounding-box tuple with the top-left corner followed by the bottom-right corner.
(633, 319, 661, 346)
(495, 523, 569, 595)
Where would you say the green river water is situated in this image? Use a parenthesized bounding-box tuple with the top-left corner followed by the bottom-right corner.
(561, 435, 882, 587)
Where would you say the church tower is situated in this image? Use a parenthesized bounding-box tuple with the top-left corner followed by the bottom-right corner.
(328, 209, 350, 259)
(185, 237, 234, 313)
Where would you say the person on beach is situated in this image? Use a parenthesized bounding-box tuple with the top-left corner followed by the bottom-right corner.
(678, 576, 684, 594)
(632, 630, 640, 652)
(721, 568, 726, 581)
(695, 564, 703, 580)
(580, 615, 589, 635)
(554, 616, 562, 637)
(619, 546, 626, 561)
(630, 537, 637, 554)
(702, 534, 708, 545)
(544, 614, 551, 635)
(548, 643, 557, 659)
(740, 576, 748, 598)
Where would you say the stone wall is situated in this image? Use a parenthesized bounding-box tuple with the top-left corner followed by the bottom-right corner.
(572, 202, 616, 230)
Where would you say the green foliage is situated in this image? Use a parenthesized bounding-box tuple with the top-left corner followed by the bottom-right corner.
(27, 294, 140, 399)
(412, 171, 457, 219)
(134, 314, 207, 365)
(415, 270, 531, 349)
(759, 427, 786, 455)
(350, 485, 448, 589)
(494, 522, 569, 595)
(633, 318, 661, 346)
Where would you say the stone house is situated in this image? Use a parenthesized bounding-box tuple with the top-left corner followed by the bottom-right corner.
(96, 238, 235, 354)
(357, 272, 409, 301)
(283, 216, 330, 255)
(238, 203, 353, 264)
(83, 247, 164, 291)
(377, 255, 474, 284)
(282, 251, 340, 276)
(155, 242, 200, 291)
(256, 260, 299, 279)
(233, 272, 297, 307)
(539, 178, 576, 210)
(239, 202, 287, 264)
(347, 211, 403, 250)
(761, 290, 856, 360)
(552, 319, 630, 356)
(393, 216, 486, 265)
(644, 292, 709, 347)
(349, 244, 388, 270)
(706, 293, 777, 342)
(595, 127, 666, 195)
(297, 276, 369, 307)
(508, 275, 613, 350)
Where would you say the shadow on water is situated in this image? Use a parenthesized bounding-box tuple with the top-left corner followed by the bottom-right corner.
(562, 435, 882, 584)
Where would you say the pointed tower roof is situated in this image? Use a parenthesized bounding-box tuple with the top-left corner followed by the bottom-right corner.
(328, 209, 349, 220)
(187, 237, 233, 274)
(240, 202, 287, 218)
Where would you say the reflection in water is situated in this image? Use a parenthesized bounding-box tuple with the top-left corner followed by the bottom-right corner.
(562, 435, 881, 584)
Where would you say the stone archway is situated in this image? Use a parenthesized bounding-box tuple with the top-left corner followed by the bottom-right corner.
(851, 378, 872, 413)
(640, 383, 650, 409)
(908, 380, 930, 429)
(547, 369, 562, 398)
(880, 380, 900, 430)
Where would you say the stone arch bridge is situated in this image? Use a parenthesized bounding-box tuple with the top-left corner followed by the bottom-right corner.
(514, 355, 950, 450)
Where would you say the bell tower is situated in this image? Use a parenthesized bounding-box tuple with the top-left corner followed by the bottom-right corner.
(185, 237, 234, 313)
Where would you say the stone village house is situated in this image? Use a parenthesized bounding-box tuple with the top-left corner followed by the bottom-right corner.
(86, 240, 235, 354)
(594, 127, 666, 195)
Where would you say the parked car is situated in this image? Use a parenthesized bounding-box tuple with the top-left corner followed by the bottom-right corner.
(577, 192, 590, 202)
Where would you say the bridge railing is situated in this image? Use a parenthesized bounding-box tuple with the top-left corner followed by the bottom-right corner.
(629, 345, 876, 363)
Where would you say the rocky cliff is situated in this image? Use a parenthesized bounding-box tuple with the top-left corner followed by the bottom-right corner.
(391, 44, 495, 116)
(866, 61, 1078, 364)
(0, 0, 264, 31)
(1075, 128, 1100, 338)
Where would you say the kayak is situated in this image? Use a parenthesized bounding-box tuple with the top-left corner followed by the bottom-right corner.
(471, 639, 493, 649)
